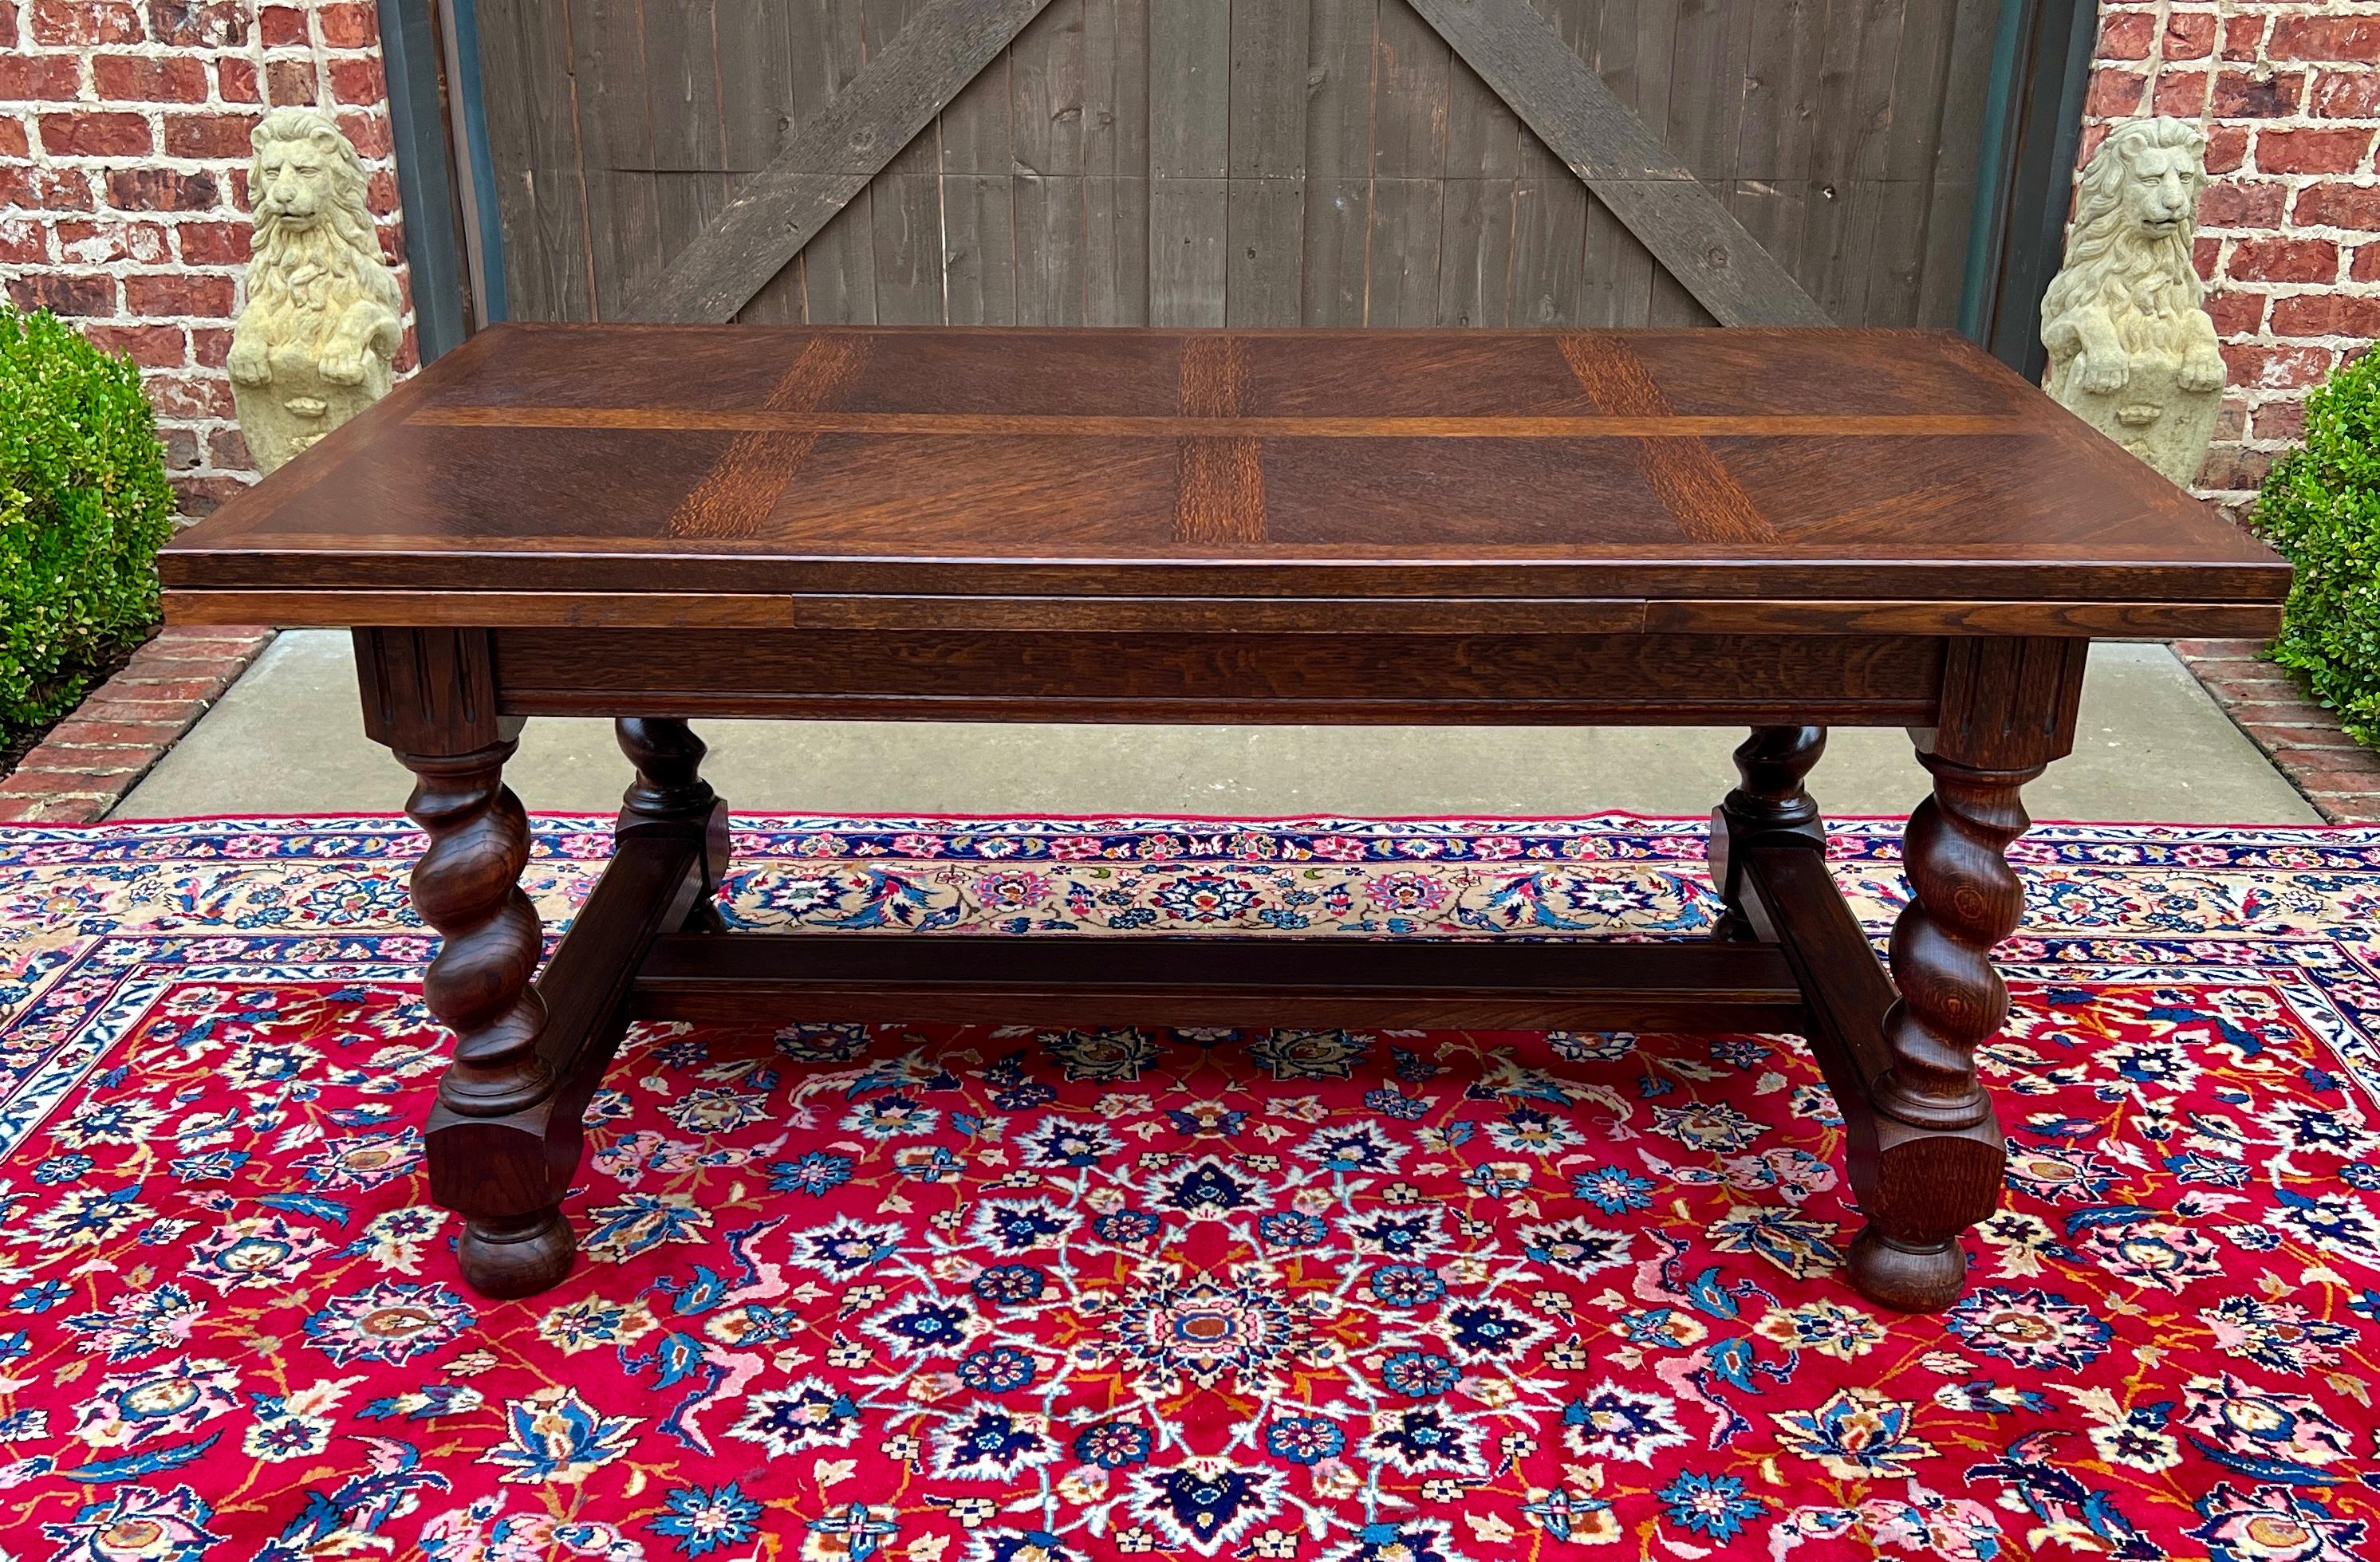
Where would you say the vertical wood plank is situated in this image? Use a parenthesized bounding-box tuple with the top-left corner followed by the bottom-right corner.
(1916, 0, 1995, 328)
(1151, 179, 1228, 325)
(1231, 0, 1310, 178)
(1443, 56, 1516, 179)
(1370, 0, 1448, 180)
(1727, 178, 1804, 300)
(1575, 1, 1643, 325)
(712, 0, 799, 321)
(944, 173, 1019, 321)
(1667, 0, 1748, 181)
(1150, 0, 1230, 179)
(645, 0, 731, 278)
(749, 0, 876, 322)
(1436, 175, 1511, 326)
(1149, 0, 1229, 324)
(1369, 0, 1446, 325)
(569, 0, 663, 318)
(1016, 174, 1086, 321)
(1862, 176, 1931, 325)
(1088, 0, 1148, 177)
(939, 20, 1014, 174)
(1301, 0, 1377, 325)
(1085, 0, 1149, 322)
(476, 0, 594, 320)
(1508, 174, 1587, 325)
(1651, 0, 1748, 325)
(1227, 179, 1306, 325)
(1729, 0, 1819, 301)
(1793, 0, 1866, 319)
(1440, 26, 1515, 328)
(1508, 0, 1594, 326)
(1011, 0, 1088, 327)
(1014, 0, 1087, 177)
(1864, 0, 1955, 326)
(712, 2, 796, 178)
(869, 0, 945, 179)
(1227, 0, 1310, 324)
(871, 172, 944, 321)
(858, 0, 944, 320)
(1366, 178, 1443, 325)
(1737, 0, 1822, 182)
(1086, 175, 1151, 322)
(933, 0, 1015, 325)
(1830, 0, 1911, 324)
(1851, 0, 1911, 184)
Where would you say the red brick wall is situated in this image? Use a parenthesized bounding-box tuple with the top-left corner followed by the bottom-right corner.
(0, 0, 413, 517)
(2085, 2, 2380, 517)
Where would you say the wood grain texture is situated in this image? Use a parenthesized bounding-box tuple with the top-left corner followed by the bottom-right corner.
(1405, 0, 1830, 325)
(475, 0, 1992, 330)
(1708, 722, 1826, 942)
(664, 336, 870, 539)
(162, 325, 2291, 637)
(483, 626, 1950, 725)
(631, 933, 1808, 1033)
(1740, 840, 2008, 1311)
(621, 0, 1055, 322)
(168, 590, 2286, 642)
(1173, 334, 1266, 542)
(1558, 332, 1775, 544)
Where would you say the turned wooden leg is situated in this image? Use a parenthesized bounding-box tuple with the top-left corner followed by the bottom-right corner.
(400, 739, 573, 1296)
(1846, 749, 2038, 1308)
(1835, 639, 2086, 1311)
(1875, 754, 2034, 1132)
(1708, 725, 1826, 941)
(355, 628, 577, 1299)
(617, 718, 732, 931)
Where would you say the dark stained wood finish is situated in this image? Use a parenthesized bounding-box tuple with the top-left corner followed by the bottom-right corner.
(1708, 724, 1828, 943)
(182, 328, 2290, 1314)
(1740, 841, 2006, 1313)
(164, 327, 2290, 635)
(633, 936, 1809, 1033)
(485, 628, 1949, 725)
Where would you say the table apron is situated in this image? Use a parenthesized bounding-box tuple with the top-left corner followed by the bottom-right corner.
(483, 628, 1949, 726)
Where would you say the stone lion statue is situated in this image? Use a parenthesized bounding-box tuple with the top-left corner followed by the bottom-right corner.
(2040, 116, 2225, 488)
(228, 107, 404, 474)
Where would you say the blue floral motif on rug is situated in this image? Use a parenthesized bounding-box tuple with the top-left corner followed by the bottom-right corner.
(0, 813, 2376, 1561)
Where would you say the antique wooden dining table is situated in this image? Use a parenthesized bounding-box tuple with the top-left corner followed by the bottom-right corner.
(160, 324, 2291, 1312)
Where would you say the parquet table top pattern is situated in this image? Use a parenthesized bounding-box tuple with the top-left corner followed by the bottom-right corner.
(162, 325, 2287, 626)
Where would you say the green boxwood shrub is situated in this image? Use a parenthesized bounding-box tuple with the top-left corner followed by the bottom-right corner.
(2256, 350, 2380, 745)
(0, 307, 175, 742)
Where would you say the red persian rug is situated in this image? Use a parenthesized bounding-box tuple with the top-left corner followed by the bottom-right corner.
(0, 812, 2376, 1562)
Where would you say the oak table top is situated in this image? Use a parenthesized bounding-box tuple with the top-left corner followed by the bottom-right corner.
(162, 324, 2289, 638)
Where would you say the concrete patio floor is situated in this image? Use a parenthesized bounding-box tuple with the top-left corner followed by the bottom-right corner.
(116, 630, 2319, 824)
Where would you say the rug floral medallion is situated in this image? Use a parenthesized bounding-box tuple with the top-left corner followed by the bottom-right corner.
(0, 813, 2376, 1562)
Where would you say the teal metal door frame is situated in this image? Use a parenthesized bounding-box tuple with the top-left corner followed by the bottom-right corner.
(1961, 0, 2102, 379)
(379, 0, 506, 360)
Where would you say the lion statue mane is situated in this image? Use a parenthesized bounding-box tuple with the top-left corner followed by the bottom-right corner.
(228, 106, 404, 474)
(2039, 116, 2225, 486)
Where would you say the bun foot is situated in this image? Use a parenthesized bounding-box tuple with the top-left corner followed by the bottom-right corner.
(1847, 1225, 1966, 1313)
(458, 1206, 575, 1298)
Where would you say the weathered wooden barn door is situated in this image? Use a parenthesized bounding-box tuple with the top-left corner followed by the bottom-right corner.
(471, 0, 1997, 332)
